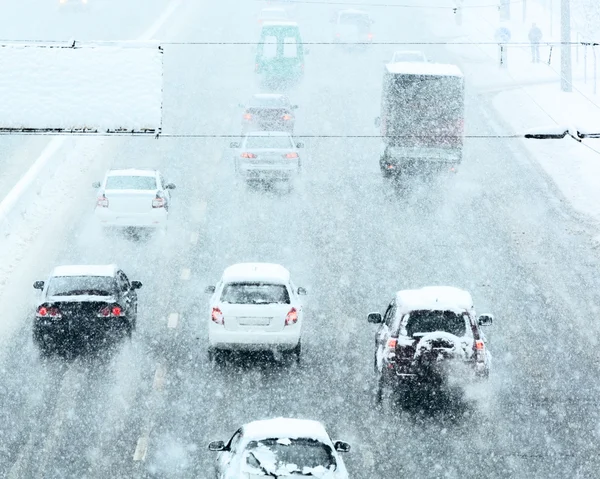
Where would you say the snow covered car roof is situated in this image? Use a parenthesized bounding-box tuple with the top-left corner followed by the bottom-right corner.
(395, 286, 474, 314)
(338, 8, 370, 16)
(106, 168, 157, 177)
(252, 93, 286, 100)
(244, 131, 292, 137)
(261, 21, 299, 27)
(385, 62, 463, 78)
(221, 263, 291, 284)
(242, 418, 332, 443)
(51, 264, 118, 278)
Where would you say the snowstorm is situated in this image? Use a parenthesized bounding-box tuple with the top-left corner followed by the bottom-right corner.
(1, 0, 600, 478)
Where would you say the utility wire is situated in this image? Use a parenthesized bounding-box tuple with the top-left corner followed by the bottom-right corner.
(252, 0, 524, 9)
(1, 40, 597, 45)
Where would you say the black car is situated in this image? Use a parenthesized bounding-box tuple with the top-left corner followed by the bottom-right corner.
(367, 286, 493, 403)
(240, 93, 298, 134)
(32, 264, 142, 354)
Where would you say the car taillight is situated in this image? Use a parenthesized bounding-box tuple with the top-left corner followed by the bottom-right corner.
(282, 114, 292, 121)
(97, 195, 109, 208)
(456, 118, 465, 133)
(284, 152, 299, 159)
(285, 307, 298, 326)
(212, 307, 224, 325)
(386, 338, 397, 349)
(37, 306, 61, 318)
(152, 196, 164, 208)
(243, 113, 252, 120)
(255, 63, 259, 72)
(241, 152, 257, 158)
(98, 305, 123, 318)
(335, 33, 340, 37)
(367, 33, 373, 40)
(475, 340, 485, 361)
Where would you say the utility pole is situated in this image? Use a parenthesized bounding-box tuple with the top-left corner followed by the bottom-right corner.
(561, 0, 572, 92)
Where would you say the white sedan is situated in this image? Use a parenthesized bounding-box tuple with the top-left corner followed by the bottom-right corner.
(205, 263, 306, 362)
(208, 418, 351, 479)
(93, 169, 175, 231)
(230, 132, 304, 183)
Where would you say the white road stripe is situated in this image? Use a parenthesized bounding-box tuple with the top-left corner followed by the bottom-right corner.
(167, 312, 179, 329)
(139, 0, 183, 41)
(153, 364, 167, 390)
(190, 231, 199, 245)
(180, 268, 191, 280)
(133, 436, 149, 462)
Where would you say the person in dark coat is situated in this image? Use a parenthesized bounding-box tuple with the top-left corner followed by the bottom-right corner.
(528, 23, 543, 63)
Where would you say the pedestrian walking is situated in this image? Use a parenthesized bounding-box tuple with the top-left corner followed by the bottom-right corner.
(528, 23, 543, 63)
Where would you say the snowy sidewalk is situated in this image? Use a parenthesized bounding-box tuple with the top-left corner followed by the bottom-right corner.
(426, 0, 600, 229)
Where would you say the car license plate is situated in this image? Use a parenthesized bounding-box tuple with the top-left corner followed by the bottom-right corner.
(238, 317, 271, 326)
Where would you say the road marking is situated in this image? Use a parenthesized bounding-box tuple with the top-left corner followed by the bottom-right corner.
(180, 268, 191, 280)
(153, 364, 167, 390)
(133, 435, 149, 461)
(167, 312, 179, 329)
(190, 231, 199, 245)
(139, 0, 183, 41)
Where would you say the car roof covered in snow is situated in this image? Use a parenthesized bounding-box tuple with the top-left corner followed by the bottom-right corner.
(51, 264, 118, 278)
(395, 286, 474, 314)
(260, 7, 287, 13)
(261, 21, 299, 27)
(385, 62, 463, 77)
(106, 168, 158, 177)
(244, 131, 292, 137)
(242, 418, 331, 444)
(252, 93, 286, 100)
(221, 263, 291, 284)
(338, 8, 370, 16)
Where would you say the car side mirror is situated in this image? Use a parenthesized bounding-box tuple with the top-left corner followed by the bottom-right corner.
(334, 441, 351, 453)
(230, 142, 240, 148)
(367, 312, 383, 324)
(205, 285, 216, 294)
(478, 314, 494, 326)
(33, 281, 45, 290)
(92, 181, 101, 188)
(165, 183, 176, 190)
(374, 117, 381, 128)
(297, 287, 307, 295)
(296, 142, 304, 148)
(208, 441, 226, 452)
(131, 281, 143, 290)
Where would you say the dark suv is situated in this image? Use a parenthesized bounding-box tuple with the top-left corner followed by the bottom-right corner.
(367, 286, 493, 403)
(32, 264, 142, 355)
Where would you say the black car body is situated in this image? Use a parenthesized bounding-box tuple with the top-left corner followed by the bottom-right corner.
(240, 93, 297, 134)
(367, 286, 493, 402)
(32, 264, 142, 353)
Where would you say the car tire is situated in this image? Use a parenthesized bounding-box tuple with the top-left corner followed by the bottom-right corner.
(374, 375, 384, 405)
(293, 341, 301, 364)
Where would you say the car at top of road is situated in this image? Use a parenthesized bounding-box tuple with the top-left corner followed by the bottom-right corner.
(230, 131, 304, 184)
(255, 21, 307, 84)
(239, 93, 298, 134)
(32, 264, 142, 355)
(205, 263, 307, 363)
(258, 6, 288, 24)
(367, 286, 494, 402)
(93, 168, 176, 232)
(208, 417, 351, 478)
(58, 0, 90, 10)
(389, 49, 428, 63)
(331, 9, 374, 45)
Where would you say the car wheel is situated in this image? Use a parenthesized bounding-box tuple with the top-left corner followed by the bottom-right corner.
(293, 341, 301, 364)
(374, 375, 384, 405)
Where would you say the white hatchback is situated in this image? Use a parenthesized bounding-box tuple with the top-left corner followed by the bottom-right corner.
(205, 263, 306, 362)
(93, 169, 175, 230)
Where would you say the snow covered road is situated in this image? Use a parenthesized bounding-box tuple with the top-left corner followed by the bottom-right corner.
(0, 1, 600, 478)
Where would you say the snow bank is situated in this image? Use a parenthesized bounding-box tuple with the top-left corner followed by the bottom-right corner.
(0, 41, 163, 133)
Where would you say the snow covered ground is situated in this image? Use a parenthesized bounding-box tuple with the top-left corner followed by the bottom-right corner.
(427, 0, 600, 234)
(0, 41, 163, 132)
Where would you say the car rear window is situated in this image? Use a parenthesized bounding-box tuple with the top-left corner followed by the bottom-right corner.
(262, 35, 278, 58)
(339, 13, 370, 28)
(245, 136, 294, 149)
(405, 310, 467, 337)
(283, 37, 298, 58)
(105, 175, 157, 190)
(47, 276, 117, 297)
(221, 283, 290, 305)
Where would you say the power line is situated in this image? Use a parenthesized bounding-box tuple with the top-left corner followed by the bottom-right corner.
(252, 0, 524, 9)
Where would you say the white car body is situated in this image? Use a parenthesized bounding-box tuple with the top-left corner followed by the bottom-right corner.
(232, 132, 303, 181)
(333, 9, 373, 44)
(211, 418, 350, 479)
(93, 168, 174, 229)
(390, 49, 428, 63)
(207, 263, 305, 352)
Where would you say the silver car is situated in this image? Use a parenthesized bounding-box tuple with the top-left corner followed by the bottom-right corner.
(230, 131, 303, 183)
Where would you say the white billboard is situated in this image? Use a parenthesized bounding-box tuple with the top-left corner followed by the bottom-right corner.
(0, 41, 163, 134)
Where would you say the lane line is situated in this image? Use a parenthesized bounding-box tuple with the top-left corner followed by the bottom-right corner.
(132, 436, 149, 462)
(190, 231, 199, 245)
(180, 268, 191, 280)
(139, 0, 183, 41)
(167, 312, 179, 329)
(153, 364, 167, 390)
